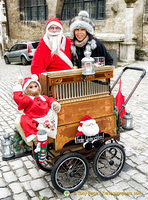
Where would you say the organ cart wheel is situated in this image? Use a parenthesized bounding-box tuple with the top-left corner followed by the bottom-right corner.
(93, 143, 126, 180)
(33, 144, 53, 172)
(51, 152, 89, 193)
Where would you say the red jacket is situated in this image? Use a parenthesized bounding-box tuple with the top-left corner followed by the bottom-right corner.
(13, 91, 56, 119)
(31, 37, 72, 76)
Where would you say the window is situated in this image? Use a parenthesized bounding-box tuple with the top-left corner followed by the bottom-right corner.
(20, 0, 48, 21)
(61, 0, 106, 20)
(10, 45, 18, 52)
(17, 44, 27, 50)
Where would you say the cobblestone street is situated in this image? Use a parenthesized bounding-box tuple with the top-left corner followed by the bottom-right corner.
(0, 58, 148, 200)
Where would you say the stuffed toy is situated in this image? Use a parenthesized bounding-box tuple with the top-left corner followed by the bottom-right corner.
(75, 115, 104, 150)
(13, 74, 61, 162)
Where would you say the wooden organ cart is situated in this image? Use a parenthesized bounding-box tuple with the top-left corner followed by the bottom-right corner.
(39, 66, 116, 150)
(36, 66, 127, 193)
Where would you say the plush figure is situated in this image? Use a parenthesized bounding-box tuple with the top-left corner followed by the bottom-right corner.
(75, 115, 104, 150)
(13, 74, 61, 161)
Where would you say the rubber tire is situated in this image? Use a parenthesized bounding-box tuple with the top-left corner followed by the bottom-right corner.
(4, 56, 10, 64)
(51, 152, 89, 193)
(93, 143, 126, 180)
(21, 56, 28, 65)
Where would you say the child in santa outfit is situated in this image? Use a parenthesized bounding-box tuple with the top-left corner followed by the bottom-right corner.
(31, 18, 73, 76)
(13, 74, 61, 143)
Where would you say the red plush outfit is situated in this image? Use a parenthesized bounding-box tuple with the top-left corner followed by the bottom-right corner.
(31, 37, 72, 76)
(31, 18, 73, 76)
(13, 90, 57, 142)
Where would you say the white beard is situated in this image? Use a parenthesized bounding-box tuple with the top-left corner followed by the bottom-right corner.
(47, 32, 62, 56)
(81, 121, 99, 137)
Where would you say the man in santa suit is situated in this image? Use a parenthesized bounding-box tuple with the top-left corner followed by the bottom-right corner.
(13, 74, 61, 143)
(31, 18, 73, 76)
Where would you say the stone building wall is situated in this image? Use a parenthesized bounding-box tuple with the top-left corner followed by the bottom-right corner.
(5, 0, 147, 57)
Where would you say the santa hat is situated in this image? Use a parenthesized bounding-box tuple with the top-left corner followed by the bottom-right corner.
(78, 115, 97, 132)
(70, 10, 95, 37)
(22, 74, 41, 92)
(46, 18, 63, 32)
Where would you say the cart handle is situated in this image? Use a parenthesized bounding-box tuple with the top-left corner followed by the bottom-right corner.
(110, 66, 146, 133)
(110, 66, 146, 109)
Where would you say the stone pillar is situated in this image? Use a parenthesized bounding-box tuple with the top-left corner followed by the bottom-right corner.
(120, 1, 137, 63)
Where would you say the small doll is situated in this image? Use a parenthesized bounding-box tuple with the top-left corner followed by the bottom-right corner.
(13, 74, 61, 149)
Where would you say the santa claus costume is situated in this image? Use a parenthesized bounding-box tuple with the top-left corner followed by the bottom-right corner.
(13, 75, 61, 142)
(31, 18, 73, 76)
(75, 115, 103, 150)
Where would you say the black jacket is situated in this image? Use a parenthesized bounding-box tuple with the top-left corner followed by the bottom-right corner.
(71, 38, 113, 68)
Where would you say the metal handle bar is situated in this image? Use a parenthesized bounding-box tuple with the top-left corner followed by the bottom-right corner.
(110, 66, 146, 133)
(110, 66, 146, 93)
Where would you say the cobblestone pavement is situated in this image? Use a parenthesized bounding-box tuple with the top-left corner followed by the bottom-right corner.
(0, 58, 148, 200)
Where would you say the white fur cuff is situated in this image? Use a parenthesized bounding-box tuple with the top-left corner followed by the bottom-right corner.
(13, 84, 22, 92)
(51, 102, 61, 113)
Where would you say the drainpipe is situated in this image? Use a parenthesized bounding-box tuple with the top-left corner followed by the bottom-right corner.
(141, 3, 144, 48)
(5, 0, 10, 37)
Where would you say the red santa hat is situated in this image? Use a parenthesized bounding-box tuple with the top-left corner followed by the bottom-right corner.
(46, 18, 63, 32)
(78, 115, 97, 132)
(22, 74, 41, 92)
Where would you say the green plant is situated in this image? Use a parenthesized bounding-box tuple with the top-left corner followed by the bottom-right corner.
(13, 128, 32, 152)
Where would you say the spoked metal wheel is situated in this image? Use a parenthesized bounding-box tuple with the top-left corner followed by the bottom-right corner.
(51, 152, 89, 193)
(33, 144, 53, 172)
(93, 143, 126, 180)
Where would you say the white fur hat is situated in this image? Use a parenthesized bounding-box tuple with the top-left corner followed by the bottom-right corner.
(70, 10, 95, 37)
(22, 74, 41, 92)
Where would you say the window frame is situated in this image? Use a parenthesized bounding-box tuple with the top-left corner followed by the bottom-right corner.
(61, 0, 106, 20)
(20, 0, 48, 21)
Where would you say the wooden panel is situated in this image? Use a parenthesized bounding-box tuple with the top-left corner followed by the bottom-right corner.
(47, 66, 114, 79)
(58, 95, 114, 126)
(39, 74, 49, 96)
(55, 115, 116, 150)
(47, 67, 114, 87)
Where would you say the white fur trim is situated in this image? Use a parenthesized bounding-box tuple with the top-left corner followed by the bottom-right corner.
(26, 134, 37, 142)
(39, 95, 46, 101)
(51, 102, 61, 113)
(43, 33, 72, 68)
(70, 20, 94, 36)
(46, 21, 63, 32)
(31, 74, 38, 81)
(60, 35, 66, 51)
(37, 133, 47, 141)
(79, 11, 89, 18)
(23, 79, 41, 92)
(58, 50, 73, 68)
(41, 72, 47, 76)
(78, 126, 83, 132)
(82, 119, 96, 126)
(13, 84, 22, 92)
